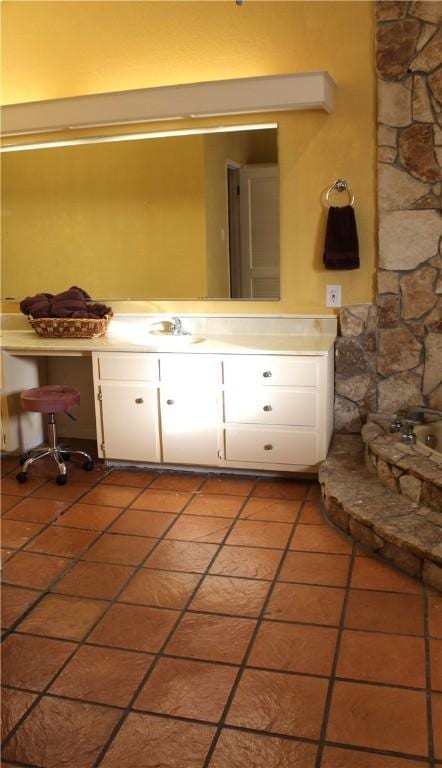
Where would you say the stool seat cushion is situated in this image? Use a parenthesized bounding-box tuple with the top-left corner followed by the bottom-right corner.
(21, 385, 80, 414)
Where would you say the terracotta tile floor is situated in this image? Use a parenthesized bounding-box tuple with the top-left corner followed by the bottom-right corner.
(1, 457, 441, 768)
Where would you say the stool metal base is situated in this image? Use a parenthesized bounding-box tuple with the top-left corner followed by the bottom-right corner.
(18, 413, 93, 484)
(21, 447, 93, 476)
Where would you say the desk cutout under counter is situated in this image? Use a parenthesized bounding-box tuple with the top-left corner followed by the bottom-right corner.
(1, 314, 336, 474)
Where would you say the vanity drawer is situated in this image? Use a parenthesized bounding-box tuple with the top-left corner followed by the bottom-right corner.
(97, 354, 159, 382)
(225, 427, 318, 465)
(224, 388, 317, 427)
(223, 355, 318, 387)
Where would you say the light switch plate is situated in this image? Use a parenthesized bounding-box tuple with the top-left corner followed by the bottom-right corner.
(326, 285, 342, 307)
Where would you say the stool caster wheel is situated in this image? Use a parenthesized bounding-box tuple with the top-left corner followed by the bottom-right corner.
(56, 474, 67, 486)
(61, 452, 71, 461)
(16, 471, 28, 483)
(19, 455, 29, 466)
(83, 460, 94, 472)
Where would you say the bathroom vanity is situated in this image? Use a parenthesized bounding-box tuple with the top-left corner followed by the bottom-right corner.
(1, 314, 336, 474)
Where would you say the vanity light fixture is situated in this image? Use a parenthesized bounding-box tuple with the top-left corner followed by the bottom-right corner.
(1, 71, 335, 141)
(0, 121, 277, 153)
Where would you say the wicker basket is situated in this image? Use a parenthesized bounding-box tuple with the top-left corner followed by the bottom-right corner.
(28, 314, 112, 339)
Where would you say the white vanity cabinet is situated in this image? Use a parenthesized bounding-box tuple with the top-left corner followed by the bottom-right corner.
(93, 354, 161, 462)
(2, 316, 335, 471)
(92, 348, 333, 472)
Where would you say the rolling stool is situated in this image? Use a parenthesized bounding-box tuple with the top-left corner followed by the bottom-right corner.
(16, 385, 94, 486)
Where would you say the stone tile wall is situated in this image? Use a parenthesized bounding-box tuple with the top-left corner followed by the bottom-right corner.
(335, 1, 441, 433)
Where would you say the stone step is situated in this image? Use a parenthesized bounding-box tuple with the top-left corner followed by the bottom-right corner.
(318, 434, 442, 591)
(362, 419, 442, 514)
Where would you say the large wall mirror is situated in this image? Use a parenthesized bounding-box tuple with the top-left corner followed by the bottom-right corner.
(1, 125, 279, 301)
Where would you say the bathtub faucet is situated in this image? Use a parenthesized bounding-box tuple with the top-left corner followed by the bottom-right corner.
(405, 406, 442, 424)
(389, 407, 442, 445)
(389, 410, 407, 433)
(389, 410, 417, 443)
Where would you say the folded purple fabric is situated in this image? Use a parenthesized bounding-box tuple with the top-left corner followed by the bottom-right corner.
(51, 288, 90, 317)
(20, 287, 112, 319)
(20, 294, 53, 317)
(71, 310, 91, 319)
(87, 302, 112, 318)
(70, 286, 91, 300)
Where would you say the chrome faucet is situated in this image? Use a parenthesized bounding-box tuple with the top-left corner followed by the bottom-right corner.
(169, 317, 190, 336)
(390, 407, 442, 434)
(389, 412, 418, 443)
(389, 410, 407, 433)
(389, 406, 442, 446)
(401, 422, 417, 445)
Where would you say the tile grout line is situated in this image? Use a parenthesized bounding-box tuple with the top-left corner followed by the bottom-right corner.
(3, 655, 435, 700)
(1, 469, 162, 641)
(2, 491, 433, 651)
(4, 478, 432, 595)
(0, 480, 436, 760)
(1, 471, 187, 755)
(6, 614, 433, 640)
(4, 629, 439, 694)
(1, 465, 121, 639)
(2, 533, 429, 597)
(201, 484, 313, 768)
(1, 732, 434, 768)
(1, 740, 434, 768)
(89, 474, 261, 768)
(3, 485, 313, 645)
(314, 536, 357, 768)
(1, 467, 167, 750)
(3, 473, 435, 766)
(2, 674, 440, 762)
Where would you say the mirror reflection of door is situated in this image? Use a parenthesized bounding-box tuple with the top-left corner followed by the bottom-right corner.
(228, 164, 279, 299)
(227, 163, 241, 298)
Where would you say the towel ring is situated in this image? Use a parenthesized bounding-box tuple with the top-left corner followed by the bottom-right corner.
(325, 178, 355, 207)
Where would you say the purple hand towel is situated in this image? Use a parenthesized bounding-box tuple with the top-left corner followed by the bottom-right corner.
(323, 205, 359, 270)
(20, 293, 53, 317)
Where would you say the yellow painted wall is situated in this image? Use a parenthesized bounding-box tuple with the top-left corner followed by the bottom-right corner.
(1, 0, 376, 314)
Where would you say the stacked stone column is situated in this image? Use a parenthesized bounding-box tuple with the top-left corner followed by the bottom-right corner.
(335, 0, 441, 432)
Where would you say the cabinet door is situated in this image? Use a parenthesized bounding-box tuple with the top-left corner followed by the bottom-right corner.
(160, 386, 220, 466)
(99, 382, 159, 462)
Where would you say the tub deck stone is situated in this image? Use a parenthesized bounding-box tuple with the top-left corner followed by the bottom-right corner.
(319, 434, 442, 591)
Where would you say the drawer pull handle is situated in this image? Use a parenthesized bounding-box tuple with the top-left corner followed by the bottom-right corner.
(264, 443, 273, 451)
(263, 405, 272, 412)
(135, 398, 144, 404)
(166, 399, 175, 405)
(263, 371, 272, 378)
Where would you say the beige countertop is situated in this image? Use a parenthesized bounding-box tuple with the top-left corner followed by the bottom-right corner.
(1, 329, 336, 356)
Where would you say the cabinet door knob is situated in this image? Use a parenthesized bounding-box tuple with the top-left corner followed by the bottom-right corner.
(264, 443, 273, 451)
(263, 371, 272, 378)
(135, 398, 144, 404)
(263, 405, 272, 412)
(166, 399, 175, 405)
